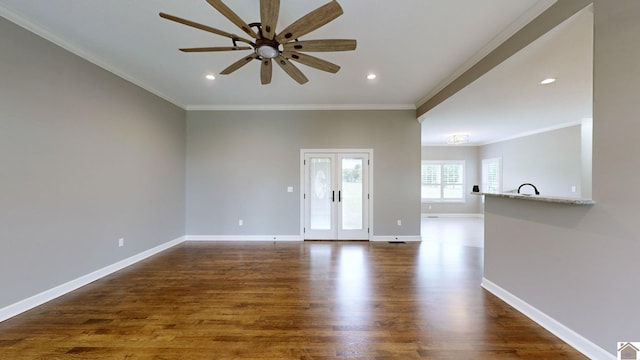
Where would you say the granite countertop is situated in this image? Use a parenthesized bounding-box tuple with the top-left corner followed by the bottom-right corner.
(471, 192, 596, 205)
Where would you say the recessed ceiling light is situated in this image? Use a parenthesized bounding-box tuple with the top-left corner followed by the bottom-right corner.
(540, 78, 556, 85)
(366, 73, 377, 80)
(205, 74, 216, 80)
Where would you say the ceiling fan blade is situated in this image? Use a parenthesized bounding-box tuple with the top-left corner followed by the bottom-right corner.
(180, 46, 251, 52)
(283, 39, 357, 52)
(260, 0, 280, 40)
(159, 12, 253, 44)
(261, 58, 273, 85)
(220, 54, 258, 75)
(275, 1, 343, 43)
(282, 51, 340, 73)
(206, 0, 259, 39)
(275, 55, 309, 84)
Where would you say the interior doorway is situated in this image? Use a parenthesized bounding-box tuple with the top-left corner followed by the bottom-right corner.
(301, 149, 372, 240)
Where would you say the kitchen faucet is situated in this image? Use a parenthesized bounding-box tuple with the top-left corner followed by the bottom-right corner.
(518, 183, 540, 195)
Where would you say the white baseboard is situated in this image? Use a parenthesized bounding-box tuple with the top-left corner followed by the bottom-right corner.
(481, 278, 615, 360)
(185, 235, 303, 242)
(422, 213, 484, 218)
(0, 236, 185, 323)
(370, 235, 422, 242)
(187, 235, 424, 242)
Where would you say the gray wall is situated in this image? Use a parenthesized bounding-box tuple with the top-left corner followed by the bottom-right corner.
(0, 17, 186, 308)
(480, 125, 582, 197)
(186, 110, 421, 237)
(421, 125, 584, 215)
(484, 0, 640, 355)
(421, 146, 480, 214)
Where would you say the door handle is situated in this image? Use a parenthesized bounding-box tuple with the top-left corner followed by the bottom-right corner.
(339, 190, 342, 202)
(332, 190, 335, 202)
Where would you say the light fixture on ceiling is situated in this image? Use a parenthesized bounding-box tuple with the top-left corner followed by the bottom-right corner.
(205, 74, 216, 80)
(255, 39, 280, 59)
(160, 1, 356, 85)
(447, 134, 469, 145)
(367, 73, 377, 80)
(540, 77, 556, 85)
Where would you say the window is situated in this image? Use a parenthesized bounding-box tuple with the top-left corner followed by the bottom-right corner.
(482, 157, 502, 193)
(421, 161, 465, 202)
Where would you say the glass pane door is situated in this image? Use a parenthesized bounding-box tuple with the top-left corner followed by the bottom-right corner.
(341, 157, 363, 230)
(337, 153, 369, 240)
(309, 157, 333, 231)
(304, 151, 370, 240)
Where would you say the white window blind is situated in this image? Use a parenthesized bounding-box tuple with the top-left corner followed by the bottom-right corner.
(482, 158, 502, 194)
(421, 161, 465, 202)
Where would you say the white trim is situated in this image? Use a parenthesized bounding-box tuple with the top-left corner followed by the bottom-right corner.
(421, 121, 584, 147)
(0, 3, 185, 109)
(422, 213, 484, 218)
(185, 235, 303, 242)
(0, 0, 418, 113)
(420, 143, 480, 147)
(300, 152, 306, 240)
(479, 121, 582, 145)
(300, 148, 374, 154)
(186, 104, 416, 111)
(421, 160, 466, 202)
(415, 0, 557, 109)
(369, 154, 375, 242)
(370, 236, 422, 242)
(300, 149, 374, 241)
(481, 278, 615, 360)
(0, 236, 185, 323)
(481, 157, 503, 195)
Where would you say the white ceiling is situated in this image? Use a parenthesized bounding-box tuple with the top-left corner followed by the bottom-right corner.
(0, 0, 591, 145)
(420, 5, 593, 146)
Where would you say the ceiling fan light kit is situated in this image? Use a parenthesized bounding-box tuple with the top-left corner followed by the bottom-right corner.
(255, 39, 279, 59)
(160, 0, 357, 85)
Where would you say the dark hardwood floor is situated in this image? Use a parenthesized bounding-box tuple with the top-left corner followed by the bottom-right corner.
(0, 240, 586, 359)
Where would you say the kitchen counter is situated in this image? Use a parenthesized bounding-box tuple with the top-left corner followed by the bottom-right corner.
(471, 192, 595, 205)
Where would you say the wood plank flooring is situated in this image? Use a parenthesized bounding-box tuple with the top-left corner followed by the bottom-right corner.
(0, 240, 586, 359)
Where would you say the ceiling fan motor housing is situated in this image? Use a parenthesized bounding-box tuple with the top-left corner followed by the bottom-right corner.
(255, 38, 280, 59)
(160, 0, 356, 84)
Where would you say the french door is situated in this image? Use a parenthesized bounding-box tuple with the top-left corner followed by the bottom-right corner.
(303, 151, 370, 240)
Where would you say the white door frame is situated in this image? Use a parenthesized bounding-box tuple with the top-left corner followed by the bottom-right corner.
(300, 149, 373, 240)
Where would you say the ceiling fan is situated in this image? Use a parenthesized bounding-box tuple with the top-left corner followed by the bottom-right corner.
(160, 0, 357, 85)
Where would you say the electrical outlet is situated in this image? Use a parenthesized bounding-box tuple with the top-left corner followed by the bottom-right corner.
(118, 238, 124, 247)
(428, 205, 432, 210)
(239, 219, 243, 226)
(571, 186, 577, 193)
(397, 220, 402, 226)
(287, 186, 293, 193)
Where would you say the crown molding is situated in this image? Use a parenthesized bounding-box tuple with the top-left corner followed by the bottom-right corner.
(186, 104, 417, 111)
(415, 0, 557, 112)
(421, 120, 584, 147)
(0, 3, 187, 109)
(479, 120, 582, 145)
